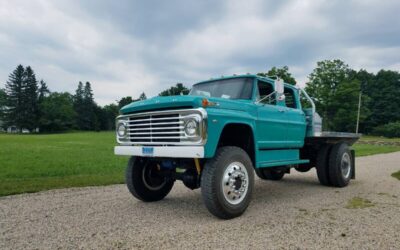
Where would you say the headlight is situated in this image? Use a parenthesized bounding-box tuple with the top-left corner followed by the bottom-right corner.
(184, 119, 198, 136)
(117, 122, 127, 137)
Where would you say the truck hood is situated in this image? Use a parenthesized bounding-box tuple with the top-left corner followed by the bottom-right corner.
(120, 95, 252, 114)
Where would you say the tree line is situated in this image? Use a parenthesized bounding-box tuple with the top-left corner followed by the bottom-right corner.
(0, 65, 190, 132)
(256, 61, 400, 137)
(1, 61, 399, 136)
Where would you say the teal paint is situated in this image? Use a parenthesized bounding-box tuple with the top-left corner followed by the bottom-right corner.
(118, 74, 308, 167)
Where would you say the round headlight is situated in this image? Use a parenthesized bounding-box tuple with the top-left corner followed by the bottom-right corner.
(184, 119, 197, 136)
(117, 123, 127, 137)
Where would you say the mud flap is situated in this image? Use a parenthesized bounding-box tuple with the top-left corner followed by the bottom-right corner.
(351, 149, 355, 179)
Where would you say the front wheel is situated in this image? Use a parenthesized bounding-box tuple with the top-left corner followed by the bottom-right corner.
(201, 146, 254, 219)
(126, 157, 174, 202)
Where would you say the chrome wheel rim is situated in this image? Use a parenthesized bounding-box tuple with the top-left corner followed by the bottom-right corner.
(341, 153, 351, 179)
(221, 162, 249, 205)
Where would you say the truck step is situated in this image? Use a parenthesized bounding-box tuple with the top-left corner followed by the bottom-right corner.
(256, 149, 309, 168)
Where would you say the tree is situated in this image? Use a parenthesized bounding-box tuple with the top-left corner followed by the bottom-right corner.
(38, 80, 50, 102)
(139, 92, 147, 100)
(39, 92, 76, 132)
(363, 70, 400, 132)
(73, 81, 85, 130)
(305, 60, 354, 130)
(329, 79, 369, 132)
(257, 66, 297, 85)
(118, 96, 134, 109)
(23, 66, 39, 130)
(82, 81, 98, 130)
(4, 65, 25, 129)
(0, 88, 6, 125)
(159, 83, 190, 96)
(101, 103, 119, 130)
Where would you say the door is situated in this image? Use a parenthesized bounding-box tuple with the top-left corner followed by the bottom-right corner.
(255, 80, 287, 149)
(283, 86, 307, 148)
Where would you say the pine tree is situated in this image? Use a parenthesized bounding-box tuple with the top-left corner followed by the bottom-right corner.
(4, 65, 25, 129)
(83, 81, 98, 130)
(23, 66, 39, 130)
(38, 80, 50, 102)
(0, 88, 6, 124)
(139, 92, 147, 100)
(73, 81, 85, 130)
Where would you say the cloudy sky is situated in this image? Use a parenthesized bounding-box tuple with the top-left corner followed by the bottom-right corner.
(0, 0, 399, 105)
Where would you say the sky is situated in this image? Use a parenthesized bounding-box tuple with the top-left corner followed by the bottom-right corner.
(0, 0, 399, 105)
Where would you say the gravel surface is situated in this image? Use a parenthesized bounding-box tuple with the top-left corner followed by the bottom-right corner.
(1, 152, 400, 249)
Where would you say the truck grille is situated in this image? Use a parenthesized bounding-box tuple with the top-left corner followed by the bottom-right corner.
(127, 113, 185, 143)
(117, 108, 207, 145)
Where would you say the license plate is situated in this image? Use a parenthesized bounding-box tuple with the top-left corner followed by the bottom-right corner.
(142, 147, 154, 156)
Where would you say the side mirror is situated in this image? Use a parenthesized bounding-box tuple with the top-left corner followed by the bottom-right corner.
(275, 79, 285, 101)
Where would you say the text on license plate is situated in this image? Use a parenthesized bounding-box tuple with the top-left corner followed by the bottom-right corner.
(142, 147, 154, 156)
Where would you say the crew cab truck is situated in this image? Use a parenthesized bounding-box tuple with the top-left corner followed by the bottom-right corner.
(114, 75, 360, 219)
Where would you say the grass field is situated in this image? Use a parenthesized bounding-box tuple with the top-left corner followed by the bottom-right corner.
(1, 132, 399, 196)
(0, 132, 128, 196)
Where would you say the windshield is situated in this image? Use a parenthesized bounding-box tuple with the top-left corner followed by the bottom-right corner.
(189, 77, 253, 100)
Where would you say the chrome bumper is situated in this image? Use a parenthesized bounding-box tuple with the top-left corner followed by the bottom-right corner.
(114, 146, 204, 158)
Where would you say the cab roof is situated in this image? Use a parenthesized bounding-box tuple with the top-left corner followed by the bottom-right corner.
(195, 74, 297, 89)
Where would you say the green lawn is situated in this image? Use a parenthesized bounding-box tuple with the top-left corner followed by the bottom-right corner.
(359, 135, 400, 143)
(0, 132, 128, 196)
(392, 171, 400, 181)
(352, 144, 400, 156)
(0, 132, 399, 196)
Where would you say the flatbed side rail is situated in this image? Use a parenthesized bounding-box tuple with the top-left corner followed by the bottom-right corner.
(305, 131, 361, 146)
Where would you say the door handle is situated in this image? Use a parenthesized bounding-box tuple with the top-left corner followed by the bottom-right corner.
(278, 109, 285, 113)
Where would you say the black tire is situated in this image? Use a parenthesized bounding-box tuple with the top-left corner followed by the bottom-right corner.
(316, 145, 331, 186)
(255, 168, 285, 180)
(201, 146, 254, 219)
(126, 157, 174, 202)
(328, 143, 353, 187)
(294, 164, 313, 173)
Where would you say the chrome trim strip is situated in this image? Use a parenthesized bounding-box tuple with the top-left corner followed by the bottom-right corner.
(127, 121, 184, 127)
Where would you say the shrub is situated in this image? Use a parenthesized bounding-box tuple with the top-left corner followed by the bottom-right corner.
(372, 121, 400, 138)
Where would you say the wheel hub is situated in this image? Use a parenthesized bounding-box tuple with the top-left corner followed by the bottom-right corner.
(341, 152, 351, 179)
(222, 162, 249, 205)
(142, 162, 166, 191)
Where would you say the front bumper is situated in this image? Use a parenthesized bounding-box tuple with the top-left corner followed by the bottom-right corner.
(114, 146, 204, 158)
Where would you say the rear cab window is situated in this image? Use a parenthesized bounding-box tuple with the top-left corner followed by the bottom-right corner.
(284, 87, 298, 109)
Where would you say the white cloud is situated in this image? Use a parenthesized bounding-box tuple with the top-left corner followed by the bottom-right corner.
(0, 0, 399, 105)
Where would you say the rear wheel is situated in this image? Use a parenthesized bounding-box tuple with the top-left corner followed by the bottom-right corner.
(255, 168, 285, 180)
(328, 143, 353, 187)
(201, 146, 254, 219)
(316, 145, 332, 186)
(126, 157, 174, 202)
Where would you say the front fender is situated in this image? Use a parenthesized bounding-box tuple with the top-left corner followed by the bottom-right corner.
(204, 108, 257, 158)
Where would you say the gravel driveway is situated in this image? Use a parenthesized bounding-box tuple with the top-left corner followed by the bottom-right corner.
(1, 152, 400, 249)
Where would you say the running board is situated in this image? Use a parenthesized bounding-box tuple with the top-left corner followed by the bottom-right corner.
(256, 149, 309, 168)
(258, 159, 309, 168)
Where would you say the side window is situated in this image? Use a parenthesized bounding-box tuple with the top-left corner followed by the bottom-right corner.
(284, 87, 297, 109)
(257, 81, 276, 105)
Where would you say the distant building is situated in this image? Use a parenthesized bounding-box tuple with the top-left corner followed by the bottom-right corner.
(7, 126, 18, 133)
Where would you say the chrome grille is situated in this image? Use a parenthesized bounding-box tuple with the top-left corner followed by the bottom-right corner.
(128, 113, 184, 143)
(117, 108, 207, 145)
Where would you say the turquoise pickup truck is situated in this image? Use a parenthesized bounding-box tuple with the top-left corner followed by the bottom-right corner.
(115, 75, 360, 219)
